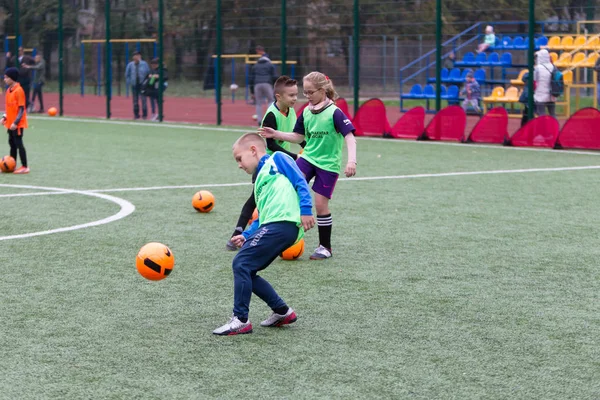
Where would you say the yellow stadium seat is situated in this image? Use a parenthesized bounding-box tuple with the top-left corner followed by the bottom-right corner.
(557, 36, 573, 51)
(483, 86, 505, 102)
(510, 69, 528, 86)
(570, 52, 586, 66)
(554, 52, 572, 68)
(584, 36, 600, 50)
(498, 86, 520, 102)
(562, 70, 573, 85)
(547, 36, 561, 50)
(567, 35, 586, 51)
(549, 52, 558, 63)
(581, 52, 599, 68)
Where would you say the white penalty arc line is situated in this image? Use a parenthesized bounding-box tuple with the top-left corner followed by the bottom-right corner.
(27, 115, 600, 157)
(0, 184, 135, 241)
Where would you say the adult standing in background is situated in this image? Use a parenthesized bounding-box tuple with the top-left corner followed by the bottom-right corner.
(534, 49, 556, 117)
(594, 56, 600, 108)
(25, 54, 46, 113)
(13, 47, 33, 111)
(125, 51, 150, 119)
(249, 45, 276, 125)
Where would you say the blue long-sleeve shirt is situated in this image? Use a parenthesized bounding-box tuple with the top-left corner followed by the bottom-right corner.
(242, 152, 312, 239)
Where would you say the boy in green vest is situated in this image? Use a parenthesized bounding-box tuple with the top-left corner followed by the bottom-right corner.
(213, 133, 314, 335)
(226, 76, 304, 251)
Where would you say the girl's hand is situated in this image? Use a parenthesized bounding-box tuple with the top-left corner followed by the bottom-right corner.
(9, 123, 17, 131)
(258, 127, 276, 139)
(345, 162, 356, 177)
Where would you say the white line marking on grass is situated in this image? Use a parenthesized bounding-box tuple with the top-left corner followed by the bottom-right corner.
(87, 181, 251, 193)
(27, 115, 600, 157)
(80, 165, 600, 193)
(0, 184, 135, 242)
(0, 191, 68, 198)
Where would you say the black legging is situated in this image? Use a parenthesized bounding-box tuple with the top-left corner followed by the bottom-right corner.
(8, 128, 27, 167)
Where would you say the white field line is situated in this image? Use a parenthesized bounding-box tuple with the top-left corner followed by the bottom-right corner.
(3, 164, 598, 198)
(0, 184, 135, 241)
(26, 115, 600, 157)
(1, 165, 598, 241)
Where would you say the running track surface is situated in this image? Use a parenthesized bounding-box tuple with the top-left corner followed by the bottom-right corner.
(5, 92, 563, 134)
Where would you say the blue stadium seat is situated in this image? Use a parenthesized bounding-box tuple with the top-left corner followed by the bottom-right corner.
(448, 68, 462, 83)
(427, 68, 450, 83)
(500, 52, 513, 66)
(535, 36, 548, 49)
(442, 85, 459, 99)
(512, 36, 524, 49)
(423, 84, 435, 98)
(402, 84, 423, 98)
(474, 69, 486, 82)
(456, 52, 475, 67)
(486, 52, 501, 66)
(502, 37, 514, 49)
(475, 52, 487, 65)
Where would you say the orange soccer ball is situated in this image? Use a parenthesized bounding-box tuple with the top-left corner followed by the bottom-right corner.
(248, 208, 259, 225)
(280, 239, 305, 260)
(192, 190, 215, 213)
(48, 107, 58, 117)
(136, 242, 175, 281)
(0, 155, 16, 173)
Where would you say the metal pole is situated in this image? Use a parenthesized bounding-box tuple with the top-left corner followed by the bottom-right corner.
(216, 0, 222, 125)
(125, 42, 129, 97)
(435, 0, 442, 111)
(382, 35, 386, 92)
(353, 0, 360, 115)
(80, 43, 85, 97)
(158, 0, 164, 122)
(527, 0, 535, 121)
(14, 0, 19, 55)
(59, 0, 64, 115)
(105, 0, 111, 119)
(281, 0, 287, 76)
(394, 36, 398, 86)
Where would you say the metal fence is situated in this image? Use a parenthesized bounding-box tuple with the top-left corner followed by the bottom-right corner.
(2, 0, 597, 124)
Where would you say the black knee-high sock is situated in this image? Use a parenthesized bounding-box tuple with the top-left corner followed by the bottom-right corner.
(15, 133, 27, 167)
(232, 192, 256, 237)
(317, 214, 332, 250)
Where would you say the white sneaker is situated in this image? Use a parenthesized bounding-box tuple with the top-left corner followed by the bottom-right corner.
(212, 316, 253, 336)
(310, 245, 332, 260)
(151, 114, 159, 121)
(260, 308, 297, 327)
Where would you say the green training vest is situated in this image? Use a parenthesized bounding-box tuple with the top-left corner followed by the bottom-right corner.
(300, 104, 344, 173)
(261, 103, 297, 155)
(254, 155, 303, 241)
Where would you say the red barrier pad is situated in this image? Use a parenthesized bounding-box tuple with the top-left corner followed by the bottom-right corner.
(465, 107, 508, 144)
(390, 107, 425, 139)
(507, 116, 559, 147)
(556, 108, 600, 150)
(423, 105, 466, 141)
(353, 98, 392, 137)
(296, 102, 309, 118)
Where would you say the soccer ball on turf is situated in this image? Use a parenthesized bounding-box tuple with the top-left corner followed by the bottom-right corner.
(192, 190, 215, 213)
(136, 242, 175, 281)
(0, 155, 16, 173)
(280, 239, 305, 260)
(48, 107, 58, 117)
